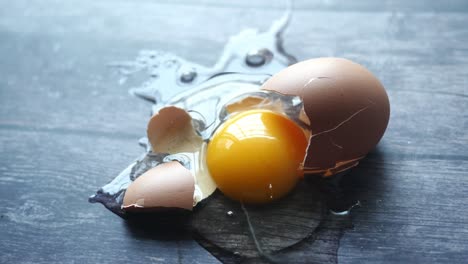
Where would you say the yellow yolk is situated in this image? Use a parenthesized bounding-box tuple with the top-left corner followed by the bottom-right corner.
(206, 109, 308, 204)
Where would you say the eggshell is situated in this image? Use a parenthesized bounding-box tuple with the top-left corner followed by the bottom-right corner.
(122, 161, 195, 211)
(261, 57, 390, 176)
(147, 106, 203, 153)
(146, 106, 217, 203)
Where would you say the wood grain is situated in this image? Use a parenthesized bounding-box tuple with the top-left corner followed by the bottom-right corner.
(190, 183, 324, 260)
(1, 0, 467, 263)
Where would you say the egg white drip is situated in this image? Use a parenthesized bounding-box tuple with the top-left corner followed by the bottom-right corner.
(164, 146, 216, 206)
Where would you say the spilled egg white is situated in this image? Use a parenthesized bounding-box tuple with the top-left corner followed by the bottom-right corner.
(122, 57, 390, 211)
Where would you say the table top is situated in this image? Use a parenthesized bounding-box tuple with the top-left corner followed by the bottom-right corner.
(1, 1, 467, 263)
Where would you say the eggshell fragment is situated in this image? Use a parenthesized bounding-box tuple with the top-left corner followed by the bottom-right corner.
(146, 106, 217, 205)
(122, 161, 195, 211)
(262, 57, 390, 176)
(147, 106, 202, 153)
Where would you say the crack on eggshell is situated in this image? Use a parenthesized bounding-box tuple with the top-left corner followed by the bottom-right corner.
(367, 98, 377, 106)
(302, 76, 332, 89)
(302, 104, 373, 177)
(299, 76, 334, 97)
(310, 105, 371, 139)
(328, 136, 343, 149)
(303, 156, 363, 177)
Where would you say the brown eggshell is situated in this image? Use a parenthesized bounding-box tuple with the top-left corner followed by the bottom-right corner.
(261, 57, 390, 176)
(122, 161, 195, 211)
(147, 106, 202, 153)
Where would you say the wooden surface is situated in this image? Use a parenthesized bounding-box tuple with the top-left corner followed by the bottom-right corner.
(1, 0, 468, 263)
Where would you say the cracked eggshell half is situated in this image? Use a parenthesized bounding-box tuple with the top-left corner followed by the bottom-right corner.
(261, 57, 390, 176)
(122, 161, 195, 211)
(122, 106, 216, 212)
(147, 106, 202, 153)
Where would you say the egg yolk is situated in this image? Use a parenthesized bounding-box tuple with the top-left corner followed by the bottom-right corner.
(206, 109, 308, 204)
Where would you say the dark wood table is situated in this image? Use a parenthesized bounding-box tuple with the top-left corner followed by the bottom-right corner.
(1, 1, 467, 263)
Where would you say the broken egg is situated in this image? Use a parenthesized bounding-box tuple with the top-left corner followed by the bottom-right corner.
(262, 57, 390, 176)
(120, 57, 390, 210)
(88, 13, 389, 260)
